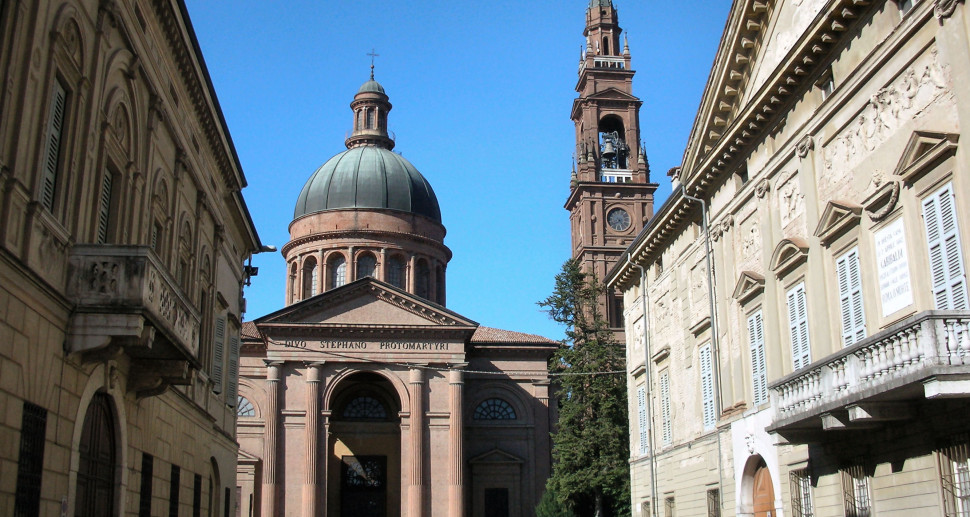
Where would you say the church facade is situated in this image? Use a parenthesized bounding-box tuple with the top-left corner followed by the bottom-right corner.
(236, 77, 557, 517)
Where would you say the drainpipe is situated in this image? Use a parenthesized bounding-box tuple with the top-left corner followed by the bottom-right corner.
(680, 185, 725, 513)
(627, 253, 659, 517)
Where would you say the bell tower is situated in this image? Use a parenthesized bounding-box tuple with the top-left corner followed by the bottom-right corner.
(566, 0, 657, 331)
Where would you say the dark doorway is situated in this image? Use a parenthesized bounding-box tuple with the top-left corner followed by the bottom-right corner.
(341, 455, 387, 517)
(75, 392, 116, 517)
(484, 488, 510, 517)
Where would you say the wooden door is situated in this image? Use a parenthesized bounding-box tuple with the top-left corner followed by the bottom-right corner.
(753, 461, 774, 517)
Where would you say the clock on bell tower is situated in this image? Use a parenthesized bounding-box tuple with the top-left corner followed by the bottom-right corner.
(565, 0, 658, 332)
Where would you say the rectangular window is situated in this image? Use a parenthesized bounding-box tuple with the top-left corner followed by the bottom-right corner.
(790, 468, 814, 517)
(898, 0, 917, 14)
(939, 437, 970, 517)
(211, 316, 226, 393)
(14, 402, 47, 517)
(637, 384, 648, 455)
(836, 248, 867, 346)
(841, 465, 871, 517)
(660, 371, 671, 445)
(748, 310, 768, 405)
(707, 489, 720, 517)
(226, 335, 240, 406)
(139, 453, 154, 517)
(151, 220, 162, 254)
(664, 496, 675, 517)
(96, 171, 113, 243)
(193, 473, 202, 517)
(41, 79, 67, 212)
(699, 344, 716, 430)
(169, 464, 181, 517)
(923, 182, 968, 311)
(612, 295, 624, 328)
(787, 282, 812, 370)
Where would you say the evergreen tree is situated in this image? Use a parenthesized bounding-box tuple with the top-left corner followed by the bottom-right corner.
(538, 259, 631, 517)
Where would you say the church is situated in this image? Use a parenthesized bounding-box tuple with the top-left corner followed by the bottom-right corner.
(234, 71, 558, 517)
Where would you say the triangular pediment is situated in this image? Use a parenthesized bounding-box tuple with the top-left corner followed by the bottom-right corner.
(813, 200, 862, 245)
(584, 87, 641, 102)
(770, 237, 809, 276)
(894, 131, 959, 182)
(733, 271, 766, 303)
(469, 448, 524, 465)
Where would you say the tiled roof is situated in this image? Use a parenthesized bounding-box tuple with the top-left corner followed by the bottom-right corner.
(470, 326, 559, 345)
(241, 321, 262, 340)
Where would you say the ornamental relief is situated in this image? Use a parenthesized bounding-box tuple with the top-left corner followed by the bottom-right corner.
(775, 171, 804, 232)
(822, 47, 949, 179)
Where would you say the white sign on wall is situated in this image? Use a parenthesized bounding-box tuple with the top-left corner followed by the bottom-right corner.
(875, 218, 913, 316)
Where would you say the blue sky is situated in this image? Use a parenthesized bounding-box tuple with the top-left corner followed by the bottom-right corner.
(184, 1, 731, 340)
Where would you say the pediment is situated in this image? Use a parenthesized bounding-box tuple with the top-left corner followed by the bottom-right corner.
(469, 448, 524, 465)
(254, 278, 477, 329)
(733, 271, 766, 303)
(893, 131, 958, 182)
(813, 200, 862, 245)
(584, 87, 641, 102)
(770, 237, 809, 276)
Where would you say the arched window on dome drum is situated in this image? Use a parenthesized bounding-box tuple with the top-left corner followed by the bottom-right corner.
(473, 398, 517, 420)
(343, 396, 388, 420)
(329, 254, 347, 289)
(357, 253, 377, 280)
(436, 266, 445, 304)
(387, 256, 406, 289)
(416, 259, 430, 299)
(289, 262, 298, 304)
(302, 257, 317, 299)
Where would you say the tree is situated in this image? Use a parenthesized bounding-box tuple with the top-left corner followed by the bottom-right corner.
(538, 259, 631, 517)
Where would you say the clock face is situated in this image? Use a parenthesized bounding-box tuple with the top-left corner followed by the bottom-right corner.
(607, 208, 631, 232)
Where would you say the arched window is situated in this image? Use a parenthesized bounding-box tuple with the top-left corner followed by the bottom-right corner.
(75, 392, 116, 516)
(236, 396, 255, 417)
(366, 108, 375, 130)
(416, 259, 430, 299)
(343, 396, 388, 419)
(302, 257, 318, 299)
(436, 266, 445, 304)
(329, 254, 347, 289)
(473, 398, 517, 420)
(387, 256, 406, 289)
(602, 36, 610, 55)
(289, 262, 298, 303)
(357, 253, 377, 279)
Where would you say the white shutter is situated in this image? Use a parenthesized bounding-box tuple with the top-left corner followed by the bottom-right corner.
(700, 344, 715, 430)
(660, 371, 671, 445)
(748, 311, 767, 405)
(836, 248, 866, 346)
(923, 183, 968, 310)
(42, 80, 67, 212)
(96, 172, 113, 243)
(788, 283, 812, 370)
(226, 335, 240, 406)
(637, 385, 648, 455)
(211, 316, 226, 393)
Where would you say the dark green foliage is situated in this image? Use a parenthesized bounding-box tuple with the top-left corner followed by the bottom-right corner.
(538, 259, 631, 517)
(536, 486, 577, 517)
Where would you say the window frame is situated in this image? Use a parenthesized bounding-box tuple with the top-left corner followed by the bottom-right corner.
(699, 343, 716, 430)
(836, 247, 867, 347)
(787, 282, 812, 371)
(748, 309, 768, 406)
(922, 182, 968, 311)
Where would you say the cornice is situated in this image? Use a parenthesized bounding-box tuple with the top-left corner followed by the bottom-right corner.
(280, 227, 451, 259)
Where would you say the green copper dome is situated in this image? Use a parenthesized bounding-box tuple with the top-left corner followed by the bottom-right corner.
(293, 146, 441, 223)
(358, 79, 385, 94)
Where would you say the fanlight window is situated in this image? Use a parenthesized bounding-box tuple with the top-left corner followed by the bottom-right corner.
(343, 396, 388, 419)
(236, 397, 255, 417)
(473, 398, 516, 420)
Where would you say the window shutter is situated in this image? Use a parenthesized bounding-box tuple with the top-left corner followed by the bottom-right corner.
(211, 317, 226, 393)
(96, 172, 113, 244)
(700, 345, 715, 430)
(226, 335, 240, 406)
(923, 183, 968, 311)
(637, 385, 648, 455)
(42, 80, 67, 212)
(788, 283, 812, 370)
(837, 248, 866, 346)
(660, 371, 671, 445)
(748, 311, 767, 405)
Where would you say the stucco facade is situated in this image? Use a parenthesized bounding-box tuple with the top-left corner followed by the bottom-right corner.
(0, 0, 261, 515)
(610, 0, 970, 516)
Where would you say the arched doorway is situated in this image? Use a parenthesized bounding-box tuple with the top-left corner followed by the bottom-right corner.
(75, 392, 117, 517)
(753, 458, 774, 517)
(328, 372, 402, 517)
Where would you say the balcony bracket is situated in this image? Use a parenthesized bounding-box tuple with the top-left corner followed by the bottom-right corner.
(923, 375, 970, 399)
(847, 402, 913, 422)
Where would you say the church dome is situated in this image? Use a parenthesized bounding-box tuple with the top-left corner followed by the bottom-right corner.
(293, 146, 442, 223)
(358, 79, 386, 94)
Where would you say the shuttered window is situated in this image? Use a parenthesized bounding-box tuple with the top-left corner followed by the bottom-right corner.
(700, 344, 716, 430)
(211, 317, 226, 393)
(837, 248, 867, 346)
(96, 172, 113, 243)
(660, 371, 672, 445)
(787, 283, 812, 370)
(42, 80, 67, 212)
(748, 310, 768, 405)
(637, 385, 648, 455)
(923, 183, 968, 311)
(226, 335, 240, 407)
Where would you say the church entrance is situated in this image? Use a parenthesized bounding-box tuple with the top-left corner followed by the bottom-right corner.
(328, 372, 402, 517)
(753, 458, 774, 517)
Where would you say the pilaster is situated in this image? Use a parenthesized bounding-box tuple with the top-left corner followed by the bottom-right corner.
(409, 366, 426, 517)
(262, 361, 283, 516)
(448, 366, 466, 517)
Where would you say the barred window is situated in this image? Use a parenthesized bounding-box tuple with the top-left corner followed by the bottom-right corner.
(841, 465, 871, 517)
(473, 398, 516, 420)
(14, 402, 47, 517)
(790, 468, 814, 517)
(940, 437, 970, 517)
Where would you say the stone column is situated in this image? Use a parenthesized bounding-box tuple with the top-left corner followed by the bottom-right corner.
(407, 254, 417, 294)
(303, 362, 324, 516)
(448, 367, 466, 517)
(379, 247, 388, 283)
(409, 367, 426, 517)
(262, 361, 283, 517)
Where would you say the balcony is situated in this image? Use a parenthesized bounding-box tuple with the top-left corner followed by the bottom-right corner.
(767, 311, 970, 443)
(599, 169, 633, 183)
(67, 245, 201, 395)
